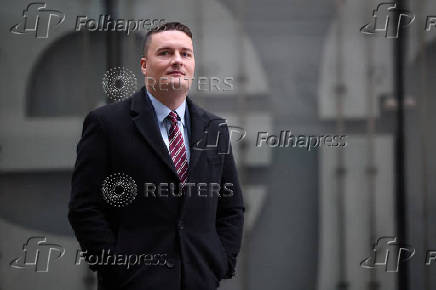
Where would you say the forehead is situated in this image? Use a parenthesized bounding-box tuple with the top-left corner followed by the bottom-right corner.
(149, 30, 193, 50)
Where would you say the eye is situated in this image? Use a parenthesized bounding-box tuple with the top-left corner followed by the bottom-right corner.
(159, 51, 169, 56)
(182, 52, 192, 57)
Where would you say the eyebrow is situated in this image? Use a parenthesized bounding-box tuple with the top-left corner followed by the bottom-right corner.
(156, 47, 193, 52)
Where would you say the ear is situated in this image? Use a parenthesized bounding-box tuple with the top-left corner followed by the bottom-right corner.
(140, 57, 147, 76)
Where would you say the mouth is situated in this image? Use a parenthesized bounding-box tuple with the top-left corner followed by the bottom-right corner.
(167, 71, 185, 76)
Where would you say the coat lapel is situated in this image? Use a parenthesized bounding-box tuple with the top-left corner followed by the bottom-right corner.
(185, 96, 208, 183)
(130, 87, 178, 178)
(179, 97, 210, 219)
(130, 87, 208, 182)
(130, 87, 211, 220)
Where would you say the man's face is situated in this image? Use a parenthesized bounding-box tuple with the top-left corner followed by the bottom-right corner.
(140, 30, 195, 94)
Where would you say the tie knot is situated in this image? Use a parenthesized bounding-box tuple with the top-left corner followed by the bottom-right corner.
(168, 111, 179, 124)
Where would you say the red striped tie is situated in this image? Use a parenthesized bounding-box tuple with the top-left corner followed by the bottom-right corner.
(167, 111, 188, 186)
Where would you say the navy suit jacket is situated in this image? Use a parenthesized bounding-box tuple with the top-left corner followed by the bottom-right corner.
(68, 87, 245, 290)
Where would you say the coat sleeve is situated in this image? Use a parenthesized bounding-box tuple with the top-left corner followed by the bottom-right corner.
(215, 125, 245, 279)
(68, 110, 116, 271)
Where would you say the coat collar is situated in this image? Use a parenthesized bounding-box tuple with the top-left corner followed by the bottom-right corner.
(130, 87, 208, 182)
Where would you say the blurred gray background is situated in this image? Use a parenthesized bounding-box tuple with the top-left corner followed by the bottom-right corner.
(1, 0, 436, 289)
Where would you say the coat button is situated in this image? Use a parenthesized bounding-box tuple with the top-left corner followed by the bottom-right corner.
(166, 258, 175, 268)
(177, 221, 184, 230)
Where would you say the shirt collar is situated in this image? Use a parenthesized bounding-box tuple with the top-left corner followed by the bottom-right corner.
(146, 91, 186, 126)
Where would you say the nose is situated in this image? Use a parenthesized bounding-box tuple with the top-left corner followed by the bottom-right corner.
(170, 51, 183, 67)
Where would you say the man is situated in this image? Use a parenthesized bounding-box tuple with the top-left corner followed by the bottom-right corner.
(68, 22, 245, 290)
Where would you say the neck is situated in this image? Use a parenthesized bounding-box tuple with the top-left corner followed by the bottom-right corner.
(146, 86, 187, 111)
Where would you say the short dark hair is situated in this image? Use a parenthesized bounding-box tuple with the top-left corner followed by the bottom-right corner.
(143, 22, 193, 56)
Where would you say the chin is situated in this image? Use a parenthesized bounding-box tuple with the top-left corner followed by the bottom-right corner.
(169, 79, 189, 92)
